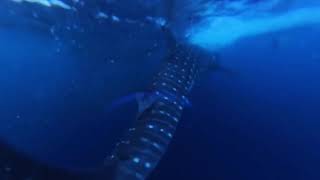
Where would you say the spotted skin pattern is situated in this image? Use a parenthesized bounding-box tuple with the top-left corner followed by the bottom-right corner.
(107, 42, 201, 180)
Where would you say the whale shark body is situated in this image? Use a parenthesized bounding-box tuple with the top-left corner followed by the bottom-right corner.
(103, 38, 202, 180)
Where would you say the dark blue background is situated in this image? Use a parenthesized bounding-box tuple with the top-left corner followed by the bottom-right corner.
(0, 1, 320, 179)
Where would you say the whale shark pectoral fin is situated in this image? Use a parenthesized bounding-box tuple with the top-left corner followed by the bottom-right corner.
(105, 92, 145, 113)
(135, 92, 158, 113)
(105, 91, 159, 115)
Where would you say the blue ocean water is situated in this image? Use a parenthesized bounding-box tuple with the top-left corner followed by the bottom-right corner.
(0, 0, 320, 179)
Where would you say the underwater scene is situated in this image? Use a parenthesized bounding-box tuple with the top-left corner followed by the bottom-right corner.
(0, 0, 320, 179)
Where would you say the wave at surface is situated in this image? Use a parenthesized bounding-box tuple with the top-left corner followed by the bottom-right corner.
(186, 0, 320, 51)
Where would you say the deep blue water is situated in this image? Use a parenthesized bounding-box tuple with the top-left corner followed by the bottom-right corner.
(152, 27, 320, 180)
(1, 0, 320, 179)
